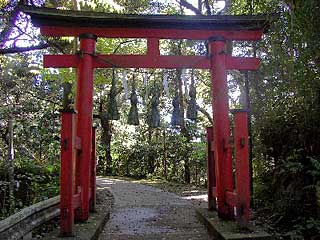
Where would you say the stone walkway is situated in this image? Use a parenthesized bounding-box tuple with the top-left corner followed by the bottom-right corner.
(97, 177, 213, 240)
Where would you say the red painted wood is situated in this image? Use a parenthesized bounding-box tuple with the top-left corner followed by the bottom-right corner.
(90, 127, 97, 212)
(147, 38, 160, 56)
(40, 26, 263, 41)
(43, 55, 79, 68)
(234, 110, 251, 225)
(212, 187, 216, 196)
(44, 55, 209, 69)
(209, 39, 234, 219)
(95, 55, 208, 69)
(42, 20, 261, 227)
(60, 111, 76, 236)
(44, 54, 260, 70)
(75, 35, 96, 221)
(226, 56, 260, 70)
(225, 191, 237, 207)
(75, 136, 82, 150)
(206, 127, 216, 211)
(73, 193, 81, 209)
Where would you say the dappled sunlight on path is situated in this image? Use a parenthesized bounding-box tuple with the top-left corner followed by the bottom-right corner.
(182, 194, 208, 201)
(97, 177, 213, 240)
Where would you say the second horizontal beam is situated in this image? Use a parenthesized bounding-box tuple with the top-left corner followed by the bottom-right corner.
(44, 54, 260, 70)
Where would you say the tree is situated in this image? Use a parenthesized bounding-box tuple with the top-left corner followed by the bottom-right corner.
(229, 0, 320, 237)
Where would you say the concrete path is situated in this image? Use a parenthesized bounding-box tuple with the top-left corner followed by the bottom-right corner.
(97, 177, 213, 240)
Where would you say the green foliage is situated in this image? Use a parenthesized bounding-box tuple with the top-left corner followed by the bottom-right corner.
(1, 2, 319, 239)
(98, 120, 207, 186)
(228, 0, 320, 238)
(0, 46, 61, 219)
(0, 159, 60, 219)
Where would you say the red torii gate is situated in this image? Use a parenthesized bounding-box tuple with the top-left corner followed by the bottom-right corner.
(23, 6, 268, 236)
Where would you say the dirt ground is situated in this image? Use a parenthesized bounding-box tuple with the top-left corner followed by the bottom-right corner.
(97, 177, 213, 240)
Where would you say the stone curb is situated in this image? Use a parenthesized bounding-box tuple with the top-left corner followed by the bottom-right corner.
(195, 208, 273, 240)
(42, 184, 114, 240)
(42, 204, 110, 240)
(0, 196, 60, 240)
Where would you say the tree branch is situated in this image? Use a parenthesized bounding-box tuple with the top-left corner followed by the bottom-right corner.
(203, 0, 211, 15)
(26, 89, 60, 106)
(176, 0, 202, 15)
(0, 0, 25, 48)
(0, 43, 49, 54)
(219, 0, 231, 14)
(197, 104, 213, 124)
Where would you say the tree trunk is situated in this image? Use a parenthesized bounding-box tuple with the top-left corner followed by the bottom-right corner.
(100, 113, 113, 175)
(147, 127, 155, 174)
(181, 127, 191, 184)
(163, 128, 167, 179)
(173, 40, 192, 184)
(7, 116, 15, 213)
(177, 67, 191, 184)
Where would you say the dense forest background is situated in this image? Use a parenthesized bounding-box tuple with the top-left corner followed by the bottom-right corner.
(0, 0, 319, 238)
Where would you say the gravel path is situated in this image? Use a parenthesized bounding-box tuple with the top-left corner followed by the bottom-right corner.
(97, 177, 213, 240)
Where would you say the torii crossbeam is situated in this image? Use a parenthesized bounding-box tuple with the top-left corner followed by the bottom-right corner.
(22, 5, 268, 236)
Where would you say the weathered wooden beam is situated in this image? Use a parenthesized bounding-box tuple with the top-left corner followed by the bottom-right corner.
(44, 54, 260, 70)
(0, 196, 60, 240)
(40, 26, 263, 41)
(21, 5, 270, 34)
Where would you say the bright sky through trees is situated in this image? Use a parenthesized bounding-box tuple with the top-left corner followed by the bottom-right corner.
(105, 0, 226, 14)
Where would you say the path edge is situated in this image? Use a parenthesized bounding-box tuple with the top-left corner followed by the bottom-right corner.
(42, 189, 112, 240)
(195, 208, 274, 240)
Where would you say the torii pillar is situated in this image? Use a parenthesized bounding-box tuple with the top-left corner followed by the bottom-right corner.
(209, 36, 234, 218)
(74, 34, 97, 221)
